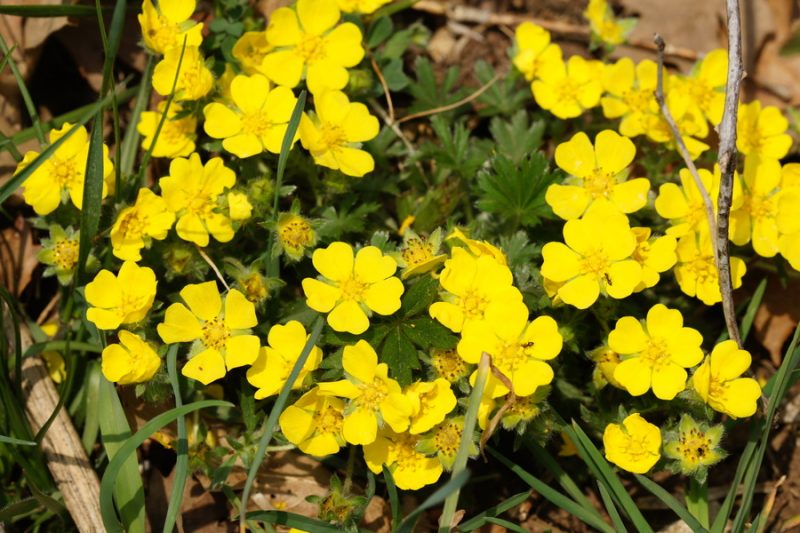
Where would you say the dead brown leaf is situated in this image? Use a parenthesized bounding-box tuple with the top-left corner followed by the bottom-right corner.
(0, 214, 40, 296)
(753, 277, 800, 367)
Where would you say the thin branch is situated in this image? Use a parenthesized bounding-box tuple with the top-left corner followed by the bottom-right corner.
(653, 34, 718, 246)
(479, 362, 516, 456)
(368, 52, 395, 123)
(715, 0, 745, 348)
(196, 246, 230, 292)
(396, 71, 500, 124)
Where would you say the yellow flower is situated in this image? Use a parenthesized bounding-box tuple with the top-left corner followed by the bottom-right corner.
(429, 348, 470, 383)
(397, 215, 415, 236)
(631, 227, 677, 291)
(316, 340, 412, 445)
(737, 100, 792, 160)
(159, 153, 237, 246)
(18, 123, 113, 216)
(655, 164, 742, 239)
(279, 387, 346, 456)
(663, 415, 725, 477)
(674, 49, 727, 125)
(277, 212, 317, 261)
(203, 74, 298, 158)
(227, 191, 253, 221)
(532, 55, 602, 119)
(364, 429, 443, 490)
(558, 431, 579, 457)
(590, 345, 623, 389)
(246, 320, 323, 399)
(102, 331, 162, 385)
(608, 304, 704, 400)
(157, 282, 260, 385)
(585, 0, 636, 46)
(85, 262, 157, 330)
(511, 22, 563, 82)
(336, 0, 391, 14)
(730, 155, 800, 257)
(540, 203, 642, 309)
(601, 58, 660, 138)
(459, 301, 562, 397)
(429, 247, 522, 333)
(690, 340, 761, 418)
(110, 188, 176, 261)
(137, 101, 197, 159)
(673, 234, 746, 305)
(446, 227, 507, 265)
(37, 225, 81, 285)
(263, 0, 364, 94)
(418, 417, 476, 470)
(645, 90, 710, 159)
(395, 228, 447, 279)
(500, 391, 547, 431)
(138, 0, 202, 55)
(302, 242, 404, 335)
(603, 413, 661, 474)
(232, 31, 273, 75)
(152, 46, 213, 101)
(299, 90, 379, 177)
(546, 130, 650, 220)
(405, 379, 457, 434)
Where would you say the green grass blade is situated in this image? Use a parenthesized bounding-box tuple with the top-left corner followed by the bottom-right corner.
(687, 478, 710, 529)
(437, 352, 490, 532)
(98, 378, 147, 533)
(76, 111, 106, 284)
(162, 345, 188, 533)
(239, 316, 324, 532)
(99, 398, 232, 532)
(397, 469, 470, 533)
(0, 5, 106, 16)
(459, 491, 531, 531)
(0, 34, 45, 144)
(82, 361, 102, 453)
(487, 447, 615, 533)
(0, 497, 41, 522)
(635, 475, 707, 532)
(741, 277, 767, 342)
(709, 436, 758, 533)
(596, 481, 626, 533)
(119, 56, 154, 178)
(0, 434, 36, 446)
(24, 340, 102, 357)
(244, 511, 343, 532)
(484, 517, 528, 533)
(382, 465, 400, 529)
(265, 90, 307, 275)
(565, 422, 654, 533)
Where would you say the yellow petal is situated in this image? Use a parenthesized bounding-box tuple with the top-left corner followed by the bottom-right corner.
(545, 184, 591, 220)
(343, 340, 377, 382)
(182, 348, 226, 385)
(557, 274, 599, 309)
(157, 303, 203, 343)
(651, 363, 687, 400)
(302, 278, 341, 312)
(608, 316, 647, 354)
(555, 131, 595, 178)
(364, 278, 403, 316)
(595, 130, 636, 174)
(613, 358, 652, 396)
(180, 281, 222, 321)
(540, 242, 580, 282)
(610, 178, 649, 213)
(223, 133, 263, 158)
(224, 289, 257, 329)
(261, 50, 304, 88)
(328, 300, 369, 334)
(297, 0, 340, 36)
(312, 241, 353, 281)
(322, 22, 364, 67)
(342, 407, 378, 445)
(231, 74, 269, 114)
(266, 7, 301, 46)
(224, 334, 261, 368)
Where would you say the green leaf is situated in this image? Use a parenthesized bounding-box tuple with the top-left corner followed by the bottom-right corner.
(0, 434, 36, 446)
(76, 111, 106, 283)
(475, 60, 529, 117)
(317, 201, 381, 240)
(398, 470, 470, 533)
(245, 510, 343, 532)
(162, 346, 188, 533)
(740, 277, 767, 343)
(459, 491, 531, 531)
(367, 16, 393, 48)
(381, 58, 409, 91)
(400, 275, 440, 316)
(635, 475, 707, 533)
(476, 153, 558, 228)
(406, 57, 469, 117)
(416, 116, 492, 180)
(489, 110, 545, 164)
(402, 318, 457, 350)
(382, 465, 401, 528)
(380, 327, 419, 386)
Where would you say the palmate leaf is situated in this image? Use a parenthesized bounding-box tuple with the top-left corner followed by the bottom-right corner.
(476, 152, 558, 228)
(406, 57, 469, 117)
(475, 60, 530, 117)
(489, 110, 545, 165)
(416, 116, 492, 181)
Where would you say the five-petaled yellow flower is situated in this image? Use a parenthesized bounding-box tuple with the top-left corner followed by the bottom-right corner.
(512, 22, 563, 82)
(263, 0, 364, 95)
(601, 58, 660, 138)
(405, 379, 457, 434)
(203, 74, 298, 158)
(138, 0, 202, 55)
(673, 234, 746, 305)
(246, 320, 323, 399)
(364, 429, 443, 490)
(279, 387, 346, 456)
(18, 123, 113, 216)
(137, 100, 197, 159)
(631, 227, 677, 291)
(546, 129, 650, 220)
(102, 331, 162, 385)
(603, 413, 661, 474)
(302, 242, 404, 335)
(608, 304, 704, 400)
(110, 188, 176, 261)
(153, 46, 213, 101)
(316, 340, 412, 445)
(532, 55, 602, 119)
(157, 282, 260, 385)
(691, 340, 761, 419)
(299, 90, 379, 177)
(736, 100, 792, 160)
(86, 261, 157, 330)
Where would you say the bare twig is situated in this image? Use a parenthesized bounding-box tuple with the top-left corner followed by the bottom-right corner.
(196, 246, 230, 291)
(479, 363, 515, 456)
(366, 98, 418, 157)
(716, 0, 745, 348)
(653, 35, 718, 246)
(396, 71, 500, 124)
(368, 52, 395, 123)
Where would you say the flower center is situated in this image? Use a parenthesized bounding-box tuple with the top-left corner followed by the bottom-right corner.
(314, 404, 344, 434)
(580, 248, 612, 278)
(623, 88, 653, 113)
(390, 433, 422, 469)
(51, 157, 81, 188)
(339, 275, 367, 302)
(401, 238, 435, 267)
(147, 16, 179, 52)
(746, 194, 776, 222)
(676, 427, 713, 465)
(633, 239, 651, 263)
(53, 238, 79, 270)
(685, 79, 714, 110)
(556, 78, 581, 103)
(202, 316, 230, 350)
(458, 288, 489, 320)
(431, 349, 467, 382)
(119, 292, 149, 318)
(686, 253, 717, 284)
(493, 341, 526, 374)
(279, 219, 313, 250)
(296, 34, 326, 63)
(433, 421, 462, 457)
(641, 338, 671, 369)
(621, 435, 656, 462)
(583, 169, 615, 197)
(241, 110, 273, 137)
(319, 122, 348, 150)
(118, 210, 147, 240)
(355, 378, 388, 410)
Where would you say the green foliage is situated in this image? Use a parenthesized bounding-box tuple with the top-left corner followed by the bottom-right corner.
(416, 116, 492, 181)
(406, 57, 470, 117)
(475, 61, 530, 117)
(489, 110, 545, 164)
